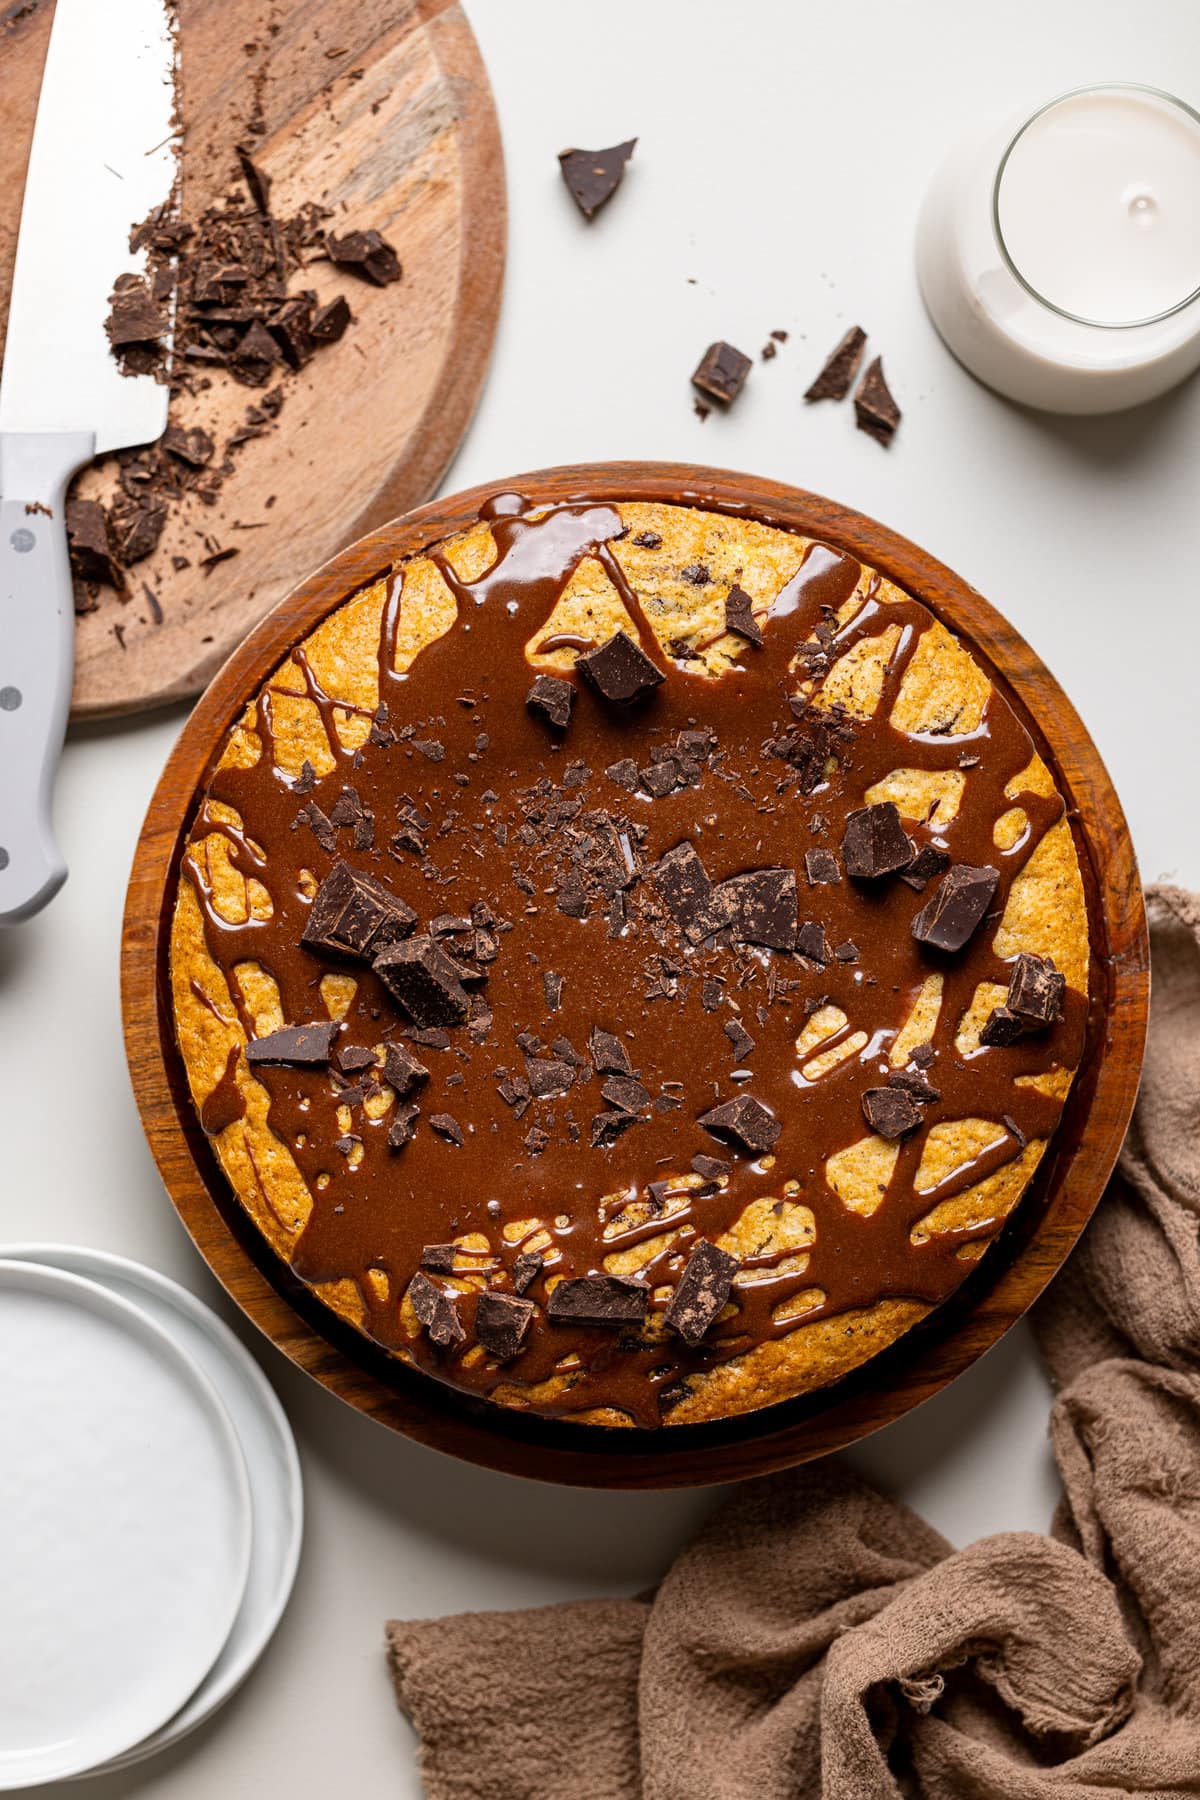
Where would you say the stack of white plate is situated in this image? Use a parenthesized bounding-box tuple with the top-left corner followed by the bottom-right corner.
(0, 1247, 303, 1789)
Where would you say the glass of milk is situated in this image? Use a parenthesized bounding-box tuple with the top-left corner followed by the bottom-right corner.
(917, 83, 1200, 414)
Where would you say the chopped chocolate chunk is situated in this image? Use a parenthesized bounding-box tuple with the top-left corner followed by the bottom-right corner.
(236, 143, 272, 213)
(665, 1239, 739, 1347)
(526, 1057, 575, 1098)
(120, 504, 167, 565)
(698, 1095, 781, 1156)
(900, 844, 951, 892)
(797, 920, 830, 966)
(429, 1112, 465, 1146)
(888, 1069, 941, 1103)
(105, 277, 166, 348)
(406, 1271, 464, 1347)
(411, 737, 444, 761)
(543, 971, 564, 1012)
(589, 1028, 632, 1075)
(576, 630, 664, 705)
(833, 940, 860, 964)
(311, 294, 352, 341)
(854, 356, 901, 447)
(692, 340, 752, 406)
(388, 1104, 419, 1149)
(557, 138, 637, 219)
(590, 1109, 638, 1148)
(912, 1041, 936, 1069)
(475, 1290, 534, 1361)
(302, 860, 417, 961)
(980, 1006, 1026, 1048)
(601, 1074, 651, 1114)
(383, 1042, 430, 1097)
(680, 562, 710, 586)
(245, 1021, 339, 1068)
(805, 324, 867, 402)
(66, 500, 124, 590)
(691, 1153, 730, 1182)
(701, 979, 724, 1013)
(605, 757, 640, 792)
(420, 1244, 458, 1274)
(842, 801, 914, 880)
(523, 1124, 551, 1156)
(641, 759, 682, 799)
(633, 530, 661, 548)
(1007, 952, 1065, 1026)
(526, 673, 576, 731)
(651, 841, 715, 939)
(269, 297, 315, 368)
(861, 1086, 922, 1139)
(720, 868, 798, 951)
(374, 936, 471, 1027)
(326, 228, 402, 286)
(911, 864, 999, 953)
(723, 1018, 756, 1061)
(723, 583, 764, 647)
(163, 423, 215, 467)
(804, 847, 841, 886)
(547, 1273, 648, 1326)
(512, 1251, 544, 1294)
(338, 1044, 376, 1074)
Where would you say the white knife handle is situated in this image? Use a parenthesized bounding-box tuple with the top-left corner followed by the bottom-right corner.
(0, 430, 95, 925)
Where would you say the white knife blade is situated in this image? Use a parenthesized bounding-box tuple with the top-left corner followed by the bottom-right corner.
(0, 0, 177, 925)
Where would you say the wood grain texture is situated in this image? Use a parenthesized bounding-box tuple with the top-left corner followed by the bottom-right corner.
(0, 0, 504, 719)
(121, 463, 1151, 1488)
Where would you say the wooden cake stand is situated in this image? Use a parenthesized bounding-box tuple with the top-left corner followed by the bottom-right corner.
(122, 464, 1150, 1487)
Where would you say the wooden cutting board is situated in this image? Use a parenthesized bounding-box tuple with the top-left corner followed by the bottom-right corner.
(0, 0, 505, 719)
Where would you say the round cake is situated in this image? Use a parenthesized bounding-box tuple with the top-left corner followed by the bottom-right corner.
(170, 492, 1089, 1430)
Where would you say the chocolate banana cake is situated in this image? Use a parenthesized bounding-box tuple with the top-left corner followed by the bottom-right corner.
(170, 492, 1089, 1429)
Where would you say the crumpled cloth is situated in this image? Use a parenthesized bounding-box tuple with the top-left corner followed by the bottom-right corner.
(388, 886, 1200, 1799)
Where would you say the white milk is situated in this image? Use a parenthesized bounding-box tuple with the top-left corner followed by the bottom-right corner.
(917, 85, 1200, 414)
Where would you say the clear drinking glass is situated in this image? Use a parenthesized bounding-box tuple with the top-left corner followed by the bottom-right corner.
(916, 83, 1200, 415)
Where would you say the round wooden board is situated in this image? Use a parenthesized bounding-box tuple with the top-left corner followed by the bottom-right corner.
(122, 463, 1151, 1489)
(0, 0, 505, 720)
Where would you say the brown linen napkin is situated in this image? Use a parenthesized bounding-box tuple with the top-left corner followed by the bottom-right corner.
(388, 885, 1200, 1799)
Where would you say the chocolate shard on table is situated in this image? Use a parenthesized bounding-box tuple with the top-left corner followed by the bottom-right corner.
(861, 1086, 922, 1139)
(311, 294, 352, 341)
(691, 340, 752, 406)
(804, 847, 841, 886)
(900, 843, 951, 891)
(665, 1239, 739, 1347)
(576, 630, 665, 705)
(474, 1290, 535, 1361)
(911, 863, 999, 953)
(1006, 952, 1065, 1025)
(719, 868, 798, 952)
(405, 1271, 465, 1348)
(105, 277, 166, 349)
(66, 500, 124, 591)
(511, 1251, 544, 1295)
(805, 324, 867, 402)
(235, 142, 272, 214)
(244, 1021, 339, 1068)
(302, 860, 418, 961)
(698, 1094, 781, 1156)
(723, 583, 764, 646)
(546, 1273, 649, 1327)
(374, 936, 472, 1028)
(980, 1005, 1027, 1047)
(325, 228, 402, 286)
(557, 138, 637, 220)
(526, 673, 576, 731)
(842, 801, 914, 880)
(163, 423, 216, 467)
(854, 356, 902, 447)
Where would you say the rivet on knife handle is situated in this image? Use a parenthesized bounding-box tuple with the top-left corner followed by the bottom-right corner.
(0, 430, 95, 925)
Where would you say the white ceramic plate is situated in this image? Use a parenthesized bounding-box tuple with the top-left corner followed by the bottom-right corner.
(3, 1246, 303, 1773)
(0, 1259, 252, 1788)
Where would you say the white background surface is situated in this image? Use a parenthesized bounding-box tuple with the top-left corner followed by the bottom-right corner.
(4, 2, 1198, 1794)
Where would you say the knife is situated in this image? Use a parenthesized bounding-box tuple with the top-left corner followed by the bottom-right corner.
(0, 0, 176, 925)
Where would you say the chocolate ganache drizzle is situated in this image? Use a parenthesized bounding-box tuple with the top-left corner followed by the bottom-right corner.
(181, 494, 1087, 1427)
